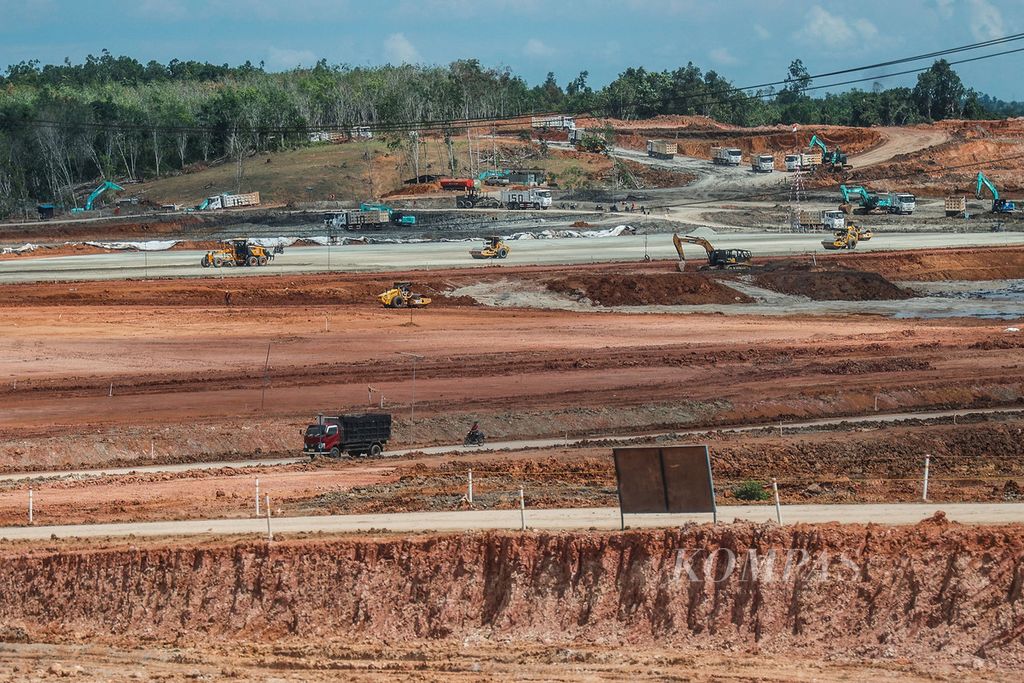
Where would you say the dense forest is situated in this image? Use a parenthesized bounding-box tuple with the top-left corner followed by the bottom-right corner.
(0, 51, 1014, 216)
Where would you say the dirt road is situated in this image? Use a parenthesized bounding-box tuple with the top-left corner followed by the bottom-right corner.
(847, 126, 951, 169)
(2, 502, 1022, 539)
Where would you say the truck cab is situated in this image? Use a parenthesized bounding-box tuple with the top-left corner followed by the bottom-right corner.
(784, 155, 801, 172)
(304, 419, 342, 457)
(751, 154, 774, 172)
(822, 210, 846, 231)
(891, 193, 916, 215)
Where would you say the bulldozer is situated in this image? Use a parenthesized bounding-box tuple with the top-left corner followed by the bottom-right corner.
(469, 236, 510, 260)
(378, 282, 431, 308)
(201, 239, 274, 268)
(672, 233, 751, 272)
(822, 223, 862, 250)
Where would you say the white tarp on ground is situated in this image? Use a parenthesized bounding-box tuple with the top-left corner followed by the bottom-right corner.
(505, 225, 636, 240)
(1, 243, 40, 254)
(85, 240, 180, 251)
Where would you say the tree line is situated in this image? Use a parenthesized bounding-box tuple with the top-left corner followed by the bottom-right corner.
(0, 51, 1013, 216)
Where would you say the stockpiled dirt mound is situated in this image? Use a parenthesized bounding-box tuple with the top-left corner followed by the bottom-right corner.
(2, 521, 1023, 667)
(547, 272, 751, 306)
(755, 265, 912, 301)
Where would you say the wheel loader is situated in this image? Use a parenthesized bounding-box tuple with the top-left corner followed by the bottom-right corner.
(469, 236, 510, 260)
(378, 282, 431, 308)
(200, 239, 274, 268)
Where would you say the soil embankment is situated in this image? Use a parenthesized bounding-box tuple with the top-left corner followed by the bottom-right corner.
(754, 265, 912, 301)
(547, 272, 751, 305)
(0, 520, 1022, 669)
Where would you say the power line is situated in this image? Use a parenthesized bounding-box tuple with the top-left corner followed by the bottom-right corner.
(6, 33, 1024, 137)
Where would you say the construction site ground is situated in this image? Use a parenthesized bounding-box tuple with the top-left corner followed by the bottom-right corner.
(3, 117, 1024, 681)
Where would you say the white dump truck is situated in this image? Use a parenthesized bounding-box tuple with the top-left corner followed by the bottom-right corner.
(889, 193, 917, 215)
(712, 147, 743, 166)
(501, 188, 552, 210)
(799, 209, 846, 231)
(751, 154, 775, 172)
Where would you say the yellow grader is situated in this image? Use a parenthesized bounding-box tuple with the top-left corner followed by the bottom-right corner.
(201, 239, 274, 268)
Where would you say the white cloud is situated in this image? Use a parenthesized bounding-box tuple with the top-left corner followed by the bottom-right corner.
(753, 23, 771, 40)
(523, 38, 554, 58)
(800, 5, 878, 49)
(383, 33, 421, 64)
(934, 0, 955, 19)
(709, 47, 739, 65)
(967, 0, 1004, 40)
(266, 47, 317, 70)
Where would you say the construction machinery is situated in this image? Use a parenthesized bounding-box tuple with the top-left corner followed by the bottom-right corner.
(377, 282, 431, 308)
(456, 187, 501, 209)
(822, 223, 862, 250)
(672, 233, 752, 272)
(809, 135, 849, 170)
(976, 172, 1016, 213)
(359, 202, 416, 225)
(200, 239, 274, 268)
(71, 181, 125, 213)
(712, 147, 743, 166)
(647, 140, 677, 160)
(470, 236, 510, 260)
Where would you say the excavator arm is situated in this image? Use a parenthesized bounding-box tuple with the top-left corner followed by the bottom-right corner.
(808, 135, 829, 155)
(83, 181, 125, 210)
(976, 172, 999, 201)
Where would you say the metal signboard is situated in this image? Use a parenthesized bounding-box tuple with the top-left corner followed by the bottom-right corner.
(613, 445, 717, 526)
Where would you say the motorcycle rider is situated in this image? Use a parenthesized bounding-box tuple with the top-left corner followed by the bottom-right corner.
(466, 421, 484, 444)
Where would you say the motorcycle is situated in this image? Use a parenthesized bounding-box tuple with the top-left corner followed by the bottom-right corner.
(464, 429, 486, 446)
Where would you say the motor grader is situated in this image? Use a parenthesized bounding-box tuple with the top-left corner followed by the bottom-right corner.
(201, 239, 274, 268)
(469, 236, 510, 259)
(378, 282, 431, 308)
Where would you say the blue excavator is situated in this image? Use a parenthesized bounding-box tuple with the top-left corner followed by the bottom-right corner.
(477, 169, 511, 185)
(71, 180, 125, 213)
(809, 135, 849, 170)
(839, 184, 889, 213)
(976, 172, 1016, 213)
(359, 202, 416, 225)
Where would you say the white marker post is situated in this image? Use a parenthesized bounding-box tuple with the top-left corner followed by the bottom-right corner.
(772, 478, 782, 525)
(922, 454, 931, 501)
(519, 487, 526, 531)
(108, 382, 113, 398)
(468, 469, 474, 504)
(255, 478, 260, 517)
(28, 488, 33, 525)
(266, 494, 272, 542)
(874, 394, 879, 411)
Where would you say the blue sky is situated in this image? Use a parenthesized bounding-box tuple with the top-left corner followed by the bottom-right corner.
(2, 0, 1022, 100)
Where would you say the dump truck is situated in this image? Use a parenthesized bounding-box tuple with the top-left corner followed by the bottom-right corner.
(784, 154, 802, 172)
(886, 193, 916, 215)
(198, 192, 261, 211)
(501, 188, 552, 209)
(673, 233, 751, 272)
(647, 139, 677, 160)
(799, 210, 846, 231)
(377, 282, 431, 308)
(531, 115, 575, 130)
(200, 239, 274, 268)
(751, 154, 775, 172)
(470, 236, 510, 259)
(712, 147, 742, 166)
(324, 209, 391, 231)
(945, 196, 967, 217)
(303, 413, 392, 458)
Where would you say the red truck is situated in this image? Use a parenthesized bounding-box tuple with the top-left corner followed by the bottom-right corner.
(439, 178, 476, 191)
(302, 413, 392, 458)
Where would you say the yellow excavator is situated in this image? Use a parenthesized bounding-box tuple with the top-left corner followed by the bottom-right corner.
(469, 236, 510, 259)
(201, 239, 274, 268)
(378, 282, 431, 308)
(672, 233, 752, 272)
